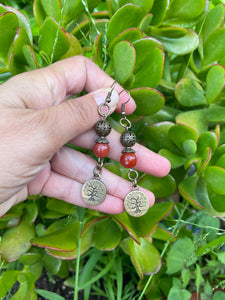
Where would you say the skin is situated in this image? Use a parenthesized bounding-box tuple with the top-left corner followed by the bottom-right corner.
(0, 56, 171, 217)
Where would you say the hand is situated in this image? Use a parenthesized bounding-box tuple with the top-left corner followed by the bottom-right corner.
(0, 56, 170, 217)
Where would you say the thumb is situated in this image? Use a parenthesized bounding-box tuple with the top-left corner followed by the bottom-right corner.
(38, 88, 119, 153)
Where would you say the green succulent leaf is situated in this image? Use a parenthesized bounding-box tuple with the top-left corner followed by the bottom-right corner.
(139, 13, 153, 31)
(38, 17, 69, 63)
(207, 185, 225, 213)
(207, 104, 225, 122)
(139, 174, 176, 198)
(201, 4, 225, 43)
(130, 87, 164, 116)
(128, 237, 162, 278)
(34, 0, 62, 25)
(150, 0, 169, 26)
(151, 27, 199, 55)
(95, 218, 121, 251)
(0, 203, 37, 262)
(196, 177, 225, 217)
(176, 109, 208, 136)
(204, 166, 225, 195)
(124, 202, 174, 237)
(0, 270, 21, 298)
(133, 47, 164, 89)
(165, 0, 206, 20)
(132, 37, 163, 73)
(0, 11, 18, 64)
(159, 149, 186, 169)
(175, 78, 206, 107)
(108, 28, 143, 53)
(178, 175, 203, 210)
(203, 28, 225, 66)
(107, 4, 144, 43)
(112, 41, 136, 84)
(152, 227, 176, 242)
(168, 124, 198, 154)
(206, 65, 225, 103)
(197, 131, 218, 154)
(119, 0, 154, 15)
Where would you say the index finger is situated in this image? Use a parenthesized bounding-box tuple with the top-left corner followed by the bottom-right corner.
(1, 56, 136, 114)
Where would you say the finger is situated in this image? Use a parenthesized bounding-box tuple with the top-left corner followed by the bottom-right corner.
(50, 146, 155, 205)
(70, 128, 171, 177)
(0, 56, 136, 114)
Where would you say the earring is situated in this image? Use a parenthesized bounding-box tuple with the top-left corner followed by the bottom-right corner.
(81, 81, 116, 205)
(119, 90, 149, 217)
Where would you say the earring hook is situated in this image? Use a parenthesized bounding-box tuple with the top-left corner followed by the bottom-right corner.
(119, 89, 131, 115)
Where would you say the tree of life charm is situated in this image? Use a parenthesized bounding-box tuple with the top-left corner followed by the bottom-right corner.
(124, 190, 149, 217)
(81, 178, 106, 205)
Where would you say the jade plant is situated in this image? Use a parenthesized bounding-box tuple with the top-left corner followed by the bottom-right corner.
(0, 0, 225, 299)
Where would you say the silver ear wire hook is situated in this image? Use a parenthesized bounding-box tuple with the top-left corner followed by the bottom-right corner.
(119, 89, 131, 115)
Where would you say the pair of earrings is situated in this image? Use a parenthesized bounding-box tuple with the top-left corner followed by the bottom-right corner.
(81, 82, 149, 217)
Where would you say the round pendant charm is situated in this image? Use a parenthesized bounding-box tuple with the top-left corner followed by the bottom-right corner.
(124, 190, 149, 217)
(82, 178, 106, 205)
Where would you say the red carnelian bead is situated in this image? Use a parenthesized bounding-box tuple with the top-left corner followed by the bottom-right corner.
(93, 143, 110, 158)
(120, 152, 137, 168)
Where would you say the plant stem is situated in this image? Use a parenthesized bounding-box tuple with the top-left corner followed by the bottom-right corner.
(138, 203, 188, 299)
(74, 220, 83, 300)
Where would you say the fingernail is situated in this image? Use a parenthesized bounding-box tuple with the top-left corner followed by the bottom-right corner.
(93, 88, 119, 111)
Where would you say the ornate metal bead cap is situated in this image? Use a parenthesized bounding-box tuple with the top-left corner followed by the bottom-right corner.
(120, 130, 136, 147)
(95, 120, 112, 137)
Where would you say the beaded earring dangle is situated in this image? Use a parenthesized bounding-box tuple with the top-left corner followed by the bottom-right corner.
(119, 90, 149, 217)
(81, 81, 116, 205)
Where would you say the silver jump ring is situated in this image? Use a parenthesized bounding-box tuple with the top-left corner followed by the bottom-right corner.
(119, 117, 131, 129)
(128, 169, 139, 181)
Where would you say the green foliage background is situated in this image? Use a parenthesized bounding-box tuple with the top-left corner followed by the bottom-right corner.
(0, 0, 225, 299)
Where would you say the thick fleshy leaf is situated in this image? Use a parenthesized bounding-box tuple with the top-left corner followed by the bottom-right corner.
(119, 0, 154, 15)
(31, 217, 79, 251)
(107, 4, 144, 43)
(130, 87, 164, 116)
(124, 202, 174, 237)
(34, 0, 61, 25)
(46, 198, 76, 215)
(215, 153, 225, 169)
(175, 109, 208, 136)
(207, 185, 225, 213)
(168, 124, 198, 154)
(128, 237, 162, 278)
(139, 174, 176, 198)
(62, 0, 102, 27)
(0, 203, 37, 262)
(19, 252, 42, 266)
(152, 227, 176, 242)
(166, 237, 197, 274)
(150, 0, 169, 26)
(38, 17, 69, 63)
(196, 177, 225, 217)
(112, 41, 136, 84)
(94, 33, 103, 67)
(197, 132, 218, 155)
(133, 47, 164, 89)
(151, 27, 199, 55)
(165, 0, 205, 20)
(61, 32, 83, 58)
(139, 13, 152, 31)
(132, 38, 163, 73)
(113, 212, 140, 244)
(203, 28, 225, 66)
(159, 149, 186, 169)
(205, 166, 225, 195)
(175, 78, 206, 107)
(95, 218, 121, 251)
(0, 12, 18, 63)
(198, 147, 212, 174)
(201, 4, 225, 43)
(178, 175, 203, 210)
(144, 121, 178, 153)
(207, 104, 225, 122)
(108, 28, 143, 53)
(206, 65, 225, 103)
(46, 223, 94, 259)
